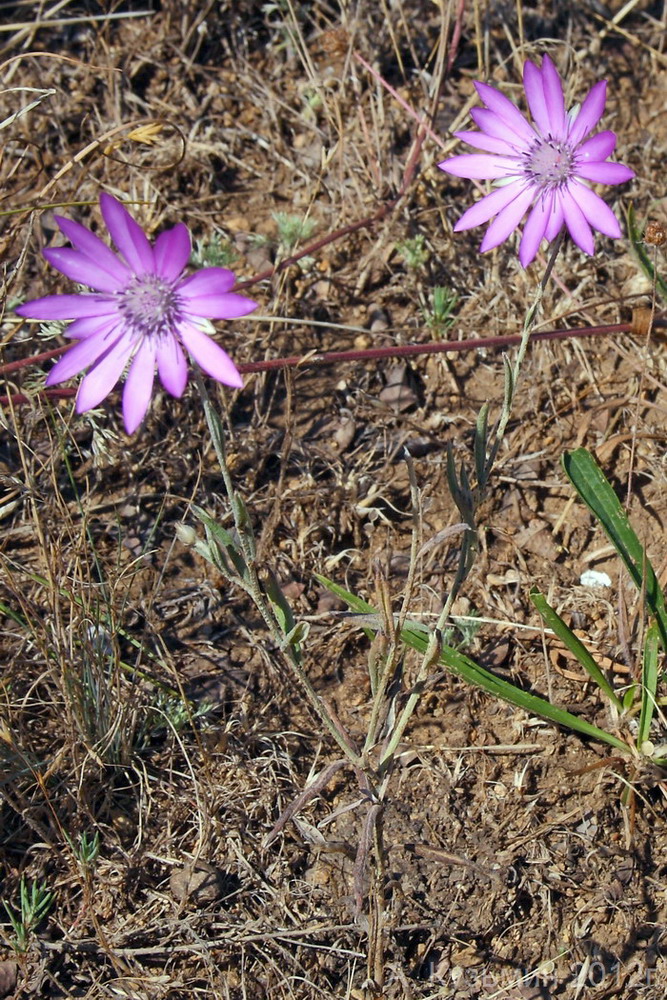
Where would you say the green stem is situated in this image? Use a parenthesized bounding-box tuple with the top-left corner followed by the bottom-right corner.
(490, 231, 565, 462)
(194, 370, 363, 768)
(380, 237, 565, 774)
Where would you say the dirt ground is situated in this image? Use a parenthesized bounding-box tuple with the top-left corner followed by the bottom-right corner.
(2, 1, 667, 997)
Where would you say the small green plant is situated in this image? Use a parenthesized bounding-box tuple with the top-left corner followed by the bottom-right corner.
(36, 319, 68, 342)
(74, 831, 100, 869)
(302, 86, 323, 113)
(423, 285, 458, 336)
(142, 691, 215, 741)
(3, 877, 53, 954)
(272, 211, 317, 252)
(191, 232, 238, 269)
(319, 449, 667, 768)
(395, 234, 429, 270)
(447, 609, 482, 648)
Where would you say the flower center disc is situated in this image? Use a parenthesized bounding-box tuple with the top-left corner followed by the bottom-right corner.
(526, 139, 573, 189)
(120, 276, 178, 338)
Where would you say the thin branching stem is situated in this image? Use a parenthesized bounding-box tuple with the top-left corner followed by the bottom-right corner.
(490, 231, 565, 459)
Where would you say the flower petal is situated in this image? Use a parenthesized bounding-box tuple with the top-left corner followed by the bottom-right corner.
(181, 292, 257, 320)
(178, 269, 257, 319)
(54, 215, 131, 283)
(440, 53, 631, 264)
(540, 54, 567, 136)
(453, 129, 518, 155)
(438, 153, 519, 180)
(177, 267, 236, 297)
(100, 193, 155, 274)
(45, 321, 124, 385)
(576, 161, 635, 184)
(75, 335, 136, 413)
(523, 60, 551, 134)
(545, 199, 565, 241)
(122, 338, 156, 433)
(178, 322, 243, 388)
(568, 80, 607, 145)
(577, 130, 616, 163)
(519, 193, 553, 266)
(154, 223, 191, 282)
(157, 334, 188, 397)
(43, 248, 127, 293)
(473, 81, 536, 143)
(479, 185, 536, 252)
(453, 180, 527, 231)
(65, 314, 121, 340)
(15, 294, 118, 320)
(469, 108, 526, 147)
(561, 188, 595, 255)
(566, 182, 622, 238)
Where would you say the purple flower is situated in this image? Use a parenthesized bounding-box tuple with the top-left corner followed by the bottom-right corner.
(438, 55, 635, 267)
(16, 194, 258, 433)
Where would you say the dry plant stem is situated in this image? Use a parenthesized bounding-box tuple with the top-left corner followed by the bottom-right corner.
(362, 456, 422, 756)
(362, 804, 386, 988)
(0, 320, 638, 379)
(193, 368, 362, 769)
(376, 449, 478, 774)
(353, 51, 447, 150)
(378, 537, 471, 776)
(234, 76, 430, 294)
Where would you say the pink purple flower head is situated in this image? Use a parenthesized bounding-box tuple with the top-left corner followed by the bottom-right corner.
(16, 194, 257, 433)
(438, 54, 635, 267)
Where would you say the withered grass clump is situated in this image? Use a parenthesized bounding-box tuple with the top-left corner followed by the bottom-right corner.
(2, 2, 667, 998)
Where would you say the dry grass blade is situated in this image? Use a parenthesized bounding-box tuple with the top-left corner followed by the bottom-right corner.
(263, 758, 348, 848)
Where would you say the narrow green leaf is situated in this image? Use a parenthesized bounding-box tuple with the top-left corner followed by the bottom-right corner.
(638, 622, 660, 749)
(460, 460, 471, 499)
(0, 601, 28, 629)
(265, 569, 296, 637)
(445, 443, 462, 513)
(192, 505, 235, 549)
(233, 495, 256, 560)
(474, 403, 489, 489)
(562, 448, 667, 649)
(623, 685, 636, 712)
(530, 588, 622, 711)
(280, 621, 310, 650)
(315, 573, 628, 753)
(192, 505, 248, 580)
(502, 354, 514, 410)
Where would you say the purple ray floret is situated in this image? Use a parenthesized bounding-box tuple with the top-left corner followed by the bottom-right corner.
(16, 194, 258, 433)
(438, 55, 635, 266)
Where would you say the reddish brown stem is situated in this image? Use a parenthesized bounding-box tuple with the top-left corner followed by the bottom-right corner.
(447, 0, 466, 74)
(1, 319, 658, 408)
(0, 345, 67, 374)
(237, 321, 640, 374)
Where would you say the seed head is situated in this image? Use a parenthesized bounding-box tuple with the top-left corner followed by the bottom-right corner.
(645, 220, 667, 248)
